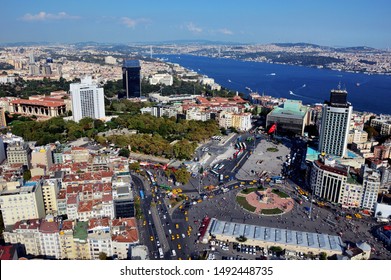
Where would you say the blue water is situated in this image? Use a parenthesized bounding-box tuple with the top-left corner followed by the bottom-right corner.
(157, 54, 391, 115)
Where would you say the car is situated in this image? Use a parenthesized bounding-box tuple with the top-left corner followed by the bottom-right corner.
(176, 234, 180, 239)
(171, 235, 175, 240)
(163, 215, 166, 219)
(177, 244, 182, 250)
(150, 236, 154, 241)
(143, 220, 146, 226)
(185, 217, 189, 221)
(168, 229, 172, 234)
(156, 241, 160, 247)
(187, 231, 191, 236)
(175, 224, 179, 229)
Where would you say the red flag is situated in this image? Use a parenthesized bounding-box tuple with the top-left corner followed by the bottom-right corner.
(268, 123, 277, 134)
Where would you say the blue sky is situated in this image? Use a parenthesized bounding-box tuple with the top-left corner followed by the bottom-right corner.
(1, 0, 390, 48)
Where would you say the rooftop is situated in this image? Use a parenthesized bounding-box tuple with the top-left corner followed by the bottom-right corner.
(73, 221, 88, 241)
(208, 218, 344, 254)
(123, 60, 140, 68)
(269, 100, 308, 119)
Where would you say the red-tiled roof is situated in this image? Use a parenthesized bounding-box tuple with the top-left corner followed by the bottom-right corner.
(112, 217, 137, 228)
(67, 194, 78, 205)
(10, 98, 65, 107)
(111, 228, 139, 243)
(61, 220, 74, 231)
(88, 217, 110, 229)
(57, 189, 66, 200)
(102, 193, 113, 202)
(78, 200, 93, 212)
(13, 219, 41, 230)
(39, 220, 59, 234)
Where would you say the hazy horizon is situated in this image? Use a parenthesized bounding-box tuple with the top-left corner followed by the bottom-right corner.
(1, 0, 391, 49)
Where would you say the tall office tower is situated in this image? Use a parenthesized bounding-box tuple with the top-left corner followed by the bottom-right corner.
(0, 106, 6, 128)
(122, 60, 141, 98)
(318, 89, 352, 157)
(29, 53, 35, 64)
(70, 77, 105, 123)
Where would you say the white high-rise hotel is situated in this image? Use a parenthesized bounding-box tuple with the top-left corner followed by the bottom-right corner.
(70, 77, 105, 123)
(318, 89, 352, 157)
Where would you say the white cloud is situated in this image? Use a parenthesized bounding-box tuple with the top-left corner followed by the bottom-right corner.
(186, 22, 202, 33)
(21, 11, 80, 21)
(120, 17, 151, 28)
(217, 28, 233, 35)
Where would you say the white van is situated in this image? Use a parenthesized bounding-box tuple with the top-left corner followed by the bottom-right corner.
(171, 249, 177, 257)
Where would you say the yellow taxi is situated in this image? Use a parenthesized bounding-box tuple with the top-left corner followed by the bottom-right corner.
(176, 234, 180, 239)
(184, 211, 188, 215)
(346, 215, 352, 219)
(185, 217, 189, 221)
(175, 223, 179, 229)
(171, 235, 175, 240)
(177, 244, 182, 250)
(143, 220, 147, 226)
(187, 231, 191, 236)
(150, 236, 154, 241)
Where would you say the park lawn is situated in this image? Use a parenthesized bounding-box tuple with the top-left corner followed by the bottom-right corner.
(261, 208, 284, 215)
(272, 189, 290, 198)
(236, 196, 256, 212)
(240, 187, 259, 194)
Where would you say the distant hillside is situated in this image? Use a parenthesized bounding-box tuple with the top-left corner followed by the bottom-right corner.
(272, 42, 323, 48)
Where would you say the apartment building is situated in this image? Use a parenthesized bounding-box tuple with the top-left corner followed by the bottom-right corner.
(6, 141, 31, 167)
(310, 156, 381, 210)
(0, 181, 45, 226)
(41, 179, 60, 215)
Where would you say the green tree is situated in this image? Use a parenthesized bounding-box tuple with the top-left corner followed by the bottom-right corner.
(99, 252, 108, 260)
(129, 161, 140, 172)
(236, 235, 247, 242)
(174, 167, 190, 185)
(319, 252, 327, 260)
(23, 170, 31, 181)
(118, 148, 130, 158)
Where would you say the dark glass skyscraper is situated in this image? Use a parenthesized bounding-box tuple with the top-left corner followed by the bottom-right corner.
(122, 60, 141, 98)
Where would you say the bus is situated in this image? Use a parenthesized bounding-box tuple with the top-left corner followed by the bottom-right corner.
(213, 164, 219, 170)
(218, 164, 225, 170)
(211, 170, 219, 176)
(158, 248, 164, 259)
(146, 170, 157, 186)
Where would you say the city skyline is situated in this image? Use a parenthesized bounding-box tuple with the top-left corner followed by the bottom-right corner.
(1, 0, 391, 49)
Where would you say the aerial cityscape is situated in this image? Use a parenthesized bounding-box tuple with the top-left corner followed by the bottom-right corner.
(0, 1, 391, 263)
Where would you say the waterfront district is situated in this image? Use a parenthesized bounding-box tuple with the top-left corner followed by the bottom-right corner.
(0, 44, 391, 261)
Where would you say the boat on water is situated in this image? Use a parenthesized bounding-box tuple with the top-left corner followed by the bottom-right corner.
(228, 79, 232, 82)
(270, 73, 276, 76)
(356, 83, 360, 87)
(289, 91, 294, 95)
(245, 86, 251, 91)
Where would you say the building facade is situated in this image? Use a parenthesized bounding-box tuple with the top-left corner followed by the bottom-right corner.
(266, 100, 309, 136)
(6, 142, 31, 167)
(122, 60, 141, 98)
(70, 77, 106, 123)
(0, 181, 46, 226)
(318, 89, 352, 157)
